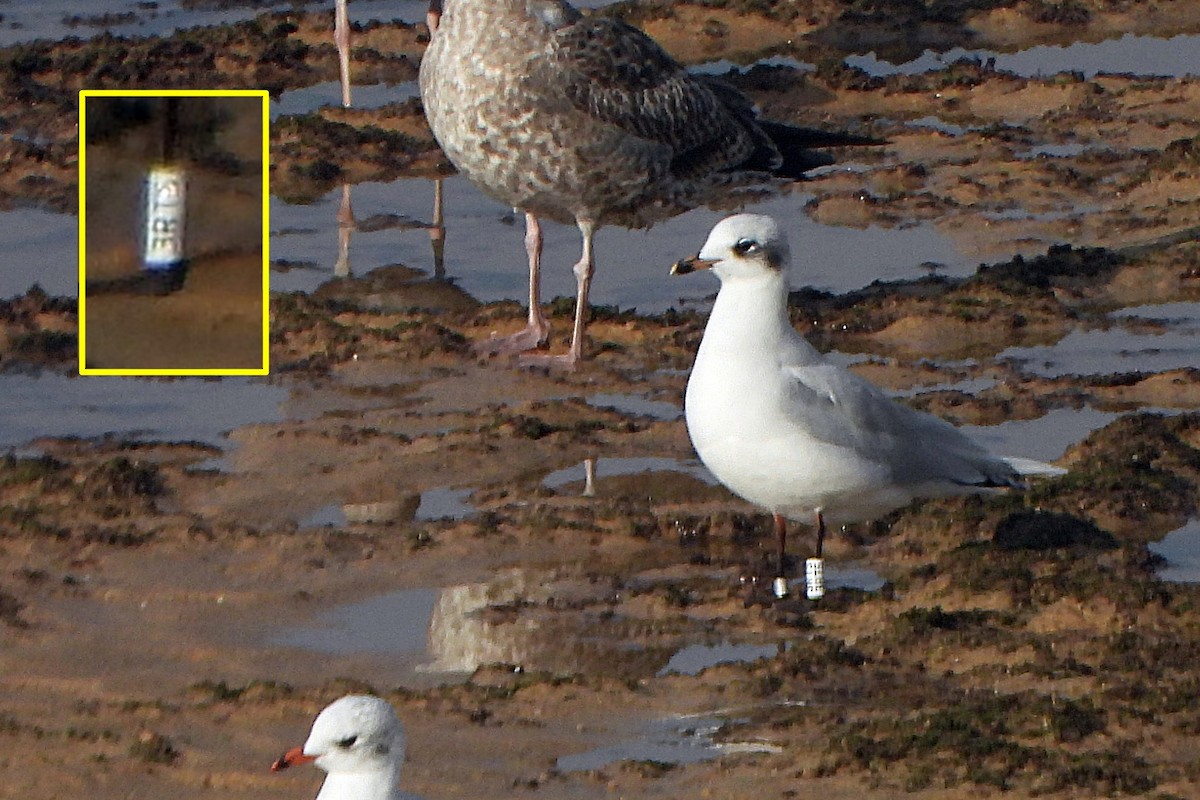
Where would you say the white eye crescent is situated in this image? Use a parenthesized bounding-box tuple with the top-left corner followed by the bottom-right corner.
(732, 238, 759, 256)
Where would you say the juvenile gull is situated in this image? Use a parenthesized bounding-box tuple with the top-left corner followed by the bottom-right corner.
(271, 694, 407, 800)
(673, 214, 1066, 597)
(419, 0, 870, 366)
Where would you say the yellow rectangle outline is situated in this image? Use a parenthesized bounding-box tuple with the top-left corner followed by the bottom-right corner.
(78, 88, 271, 377)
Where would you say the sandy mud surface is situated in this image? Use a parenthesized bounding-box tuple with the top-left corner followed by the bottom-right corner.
(2, 1, 1200, 798)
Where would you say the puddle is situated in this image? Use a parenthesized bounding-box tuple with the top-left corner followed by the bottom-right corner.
(658, 642, 779, 676)
(274, 569, 676, 679)
(981, 205, 1104, 223)
(846, 33, 1200, 79)
(542, 457, 719, 491)
(271, 82, 419, 120)
(777, 560, 889, 598)
(1000, 327, 1200, 377)
(271, 176, 981, 313)
(1017, 143, 1092, 160)
(691, 56, 815, 76)
(0, 208, 78, 299)
(961, 405, 1119, 462)
(302, 487, 472, 528)
(302, 503, 347, 529)
(1112, 302, 1200, 325)
(0, 0, 438, 47)
(1149, 520, 1200, 584)
(826, 561, 889, 592)
(906, 116, 969, 136)
(415, 486, 474, 520)
(0, 0, 618, 48)
(892, 376, 998, 398)
(586, 393, 683, 421)
(421, 570, 676, 677)
(0, 373, 287, 450)
(272, 587, 440, 661)
(557, 713, 781, 773)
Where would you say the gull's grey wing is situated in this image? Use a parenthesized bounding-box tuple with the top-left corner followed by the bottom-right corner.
(781, 363, 1021, 487)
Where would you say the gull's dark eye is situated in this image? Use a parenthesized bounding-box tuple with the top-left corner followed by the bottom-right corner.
(336, 735, 358, 748)
(732, 238, 759, 256)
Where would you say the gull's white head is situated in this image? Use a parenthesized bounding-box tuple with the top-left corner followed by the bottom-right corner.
(272, 695, 405, 780)
(672, 214, 790, 281)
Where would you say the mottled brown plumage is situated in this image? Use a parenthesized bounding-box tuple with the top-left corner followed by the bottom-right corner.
(419, 0, 864, 364)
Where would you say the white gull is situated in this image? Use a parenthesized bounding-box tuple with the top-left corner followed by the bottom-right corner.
(271, 694, 407, 800)
(673, 214, 1066, 597)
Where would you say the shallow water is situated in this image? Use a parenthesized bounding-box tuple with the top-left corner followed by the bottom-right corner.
(0, 372, 287, 449)
(659, 641, 779, 676)
(269, 81, 417, 120)
(271, 586, 439, 660)
(847, 33, 1200, 79)
(557, 712, 781, 772)
(0, 208, 77, 299)
(961, 406, 1119, 462)
(542, 456, 719, 491)
(302, 485, 473, 527)
(271, 176, 979, 313)
(586, 393, 683, 421)
(1150, 519, 1200, 583)
(276, 569, 731, 680)
(0, 0, 617, 48)
(999, 324, 1200, 378)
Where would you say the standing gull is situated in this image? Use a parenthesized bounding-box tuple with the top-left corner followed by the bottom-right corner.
(419, 0, 871, 366)
(672, 214, 1066, 598)
(271, 694, 407, 800)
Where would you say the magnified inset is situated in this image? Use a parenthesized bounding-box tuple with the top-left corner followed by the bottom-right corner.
(79, 90, 269, 375)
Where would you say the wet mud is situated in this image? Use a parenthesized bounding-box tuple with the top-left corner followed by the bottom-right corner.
(2, 1, 1200, 799)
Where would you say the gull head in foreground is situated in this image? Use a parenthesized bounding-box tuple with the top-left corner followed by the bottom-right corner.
(673, 214, 1066, 598)
(271, 694, 406, 800)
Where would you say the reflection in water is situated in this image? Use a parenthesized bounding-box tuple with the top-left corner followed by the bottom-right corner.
(270, 569, 680, 679)
(429, 178, 446, 278)
(303, 487, 473, 528)
(335, 182, 354, 277)
(272, 587, 440, 657)
(269, 176, 976, 308)
(325, 178, 447, 281)
(422, 569, 673, 678)
(543, 457, 719, 491)
(270, 82, 417, 120)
